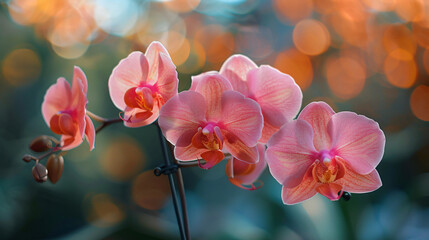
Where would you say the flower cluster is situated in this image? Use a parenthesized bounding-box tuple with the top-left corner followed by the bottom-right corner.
(29, 41, 385, 205)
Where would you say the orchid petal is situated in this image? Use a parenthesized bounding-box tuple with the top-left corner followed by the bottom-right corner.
(329, 112, 385, 175)
(61, 126, 84, 151)
(222, 130, 259, 164)
(84, 114, 96, 151)
(219, 54, 257, 95)
(316, 183, 342, 201)
(122, 105, 158, 128)
(155, 53, 178, 101)
(282, 167, 317, 205)
(145, 41, 171, 85)
(200, 150, 225, 169)
(42, 77, 72, 125)
(298, 101, 335, 151)
(174, 144, 207, 161)
(72, 66, 88, 98)
(158, 91, 207, 144)
(108, 51, 149, 110)
(266, 119, 317, 188)
(221, 91, 263, 146)
(227, 143, 267, 185)
(336, 159, 382, 193)
(247, 65, 302, 127)
(259, 120, 280, 144)
(190, 72, 232, 121)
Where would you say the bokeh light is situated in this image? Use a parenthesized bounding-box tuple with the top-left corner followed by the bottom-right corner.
(410, 85, 429, 121)
(274, 48, 313, 90)
(99, 137, 145, 181)
(384, 50, 417, 88)
(273, 0, 313, 24)
(86, 194, 125, 227)
(1, 49, 41, 86)
(293, 19, 330, 56)
(131, 170, 170, 210)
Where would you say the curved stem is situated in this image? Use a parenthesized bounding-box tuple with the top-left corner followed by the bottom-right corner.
(95, 118, 122, 133)
(86, 110, 107, 122)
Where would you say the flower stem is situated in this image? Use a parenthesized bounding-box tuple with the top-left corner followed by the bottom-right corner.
(155, 122, 187, 240)
(86, 110, 122, 133)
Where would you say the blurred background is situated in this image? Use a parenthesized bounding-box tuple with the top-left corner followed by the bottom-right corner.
(1, 0, 429, 239)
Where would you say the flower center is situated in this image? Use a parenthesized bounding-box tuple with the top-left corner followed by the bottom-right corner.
(192, 123, 223, 151)
(124, 87, 156, 111)
(312, 153, 345, 184)
(49, 112, 77, 136)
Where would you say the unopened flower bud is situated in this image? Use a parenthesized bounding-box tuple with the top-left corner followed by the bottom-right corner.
(22, 154, 37, 162)
(32, 163, 48, 183)
(46, 154, 64, 184)
(30, 136, 53, 152)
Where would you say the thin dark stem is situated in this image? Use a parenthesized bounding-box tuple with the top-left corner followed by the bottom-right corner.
(95, 118, 122, 133)
(175, 168, 190, 240)
(156, 122, 186, 240)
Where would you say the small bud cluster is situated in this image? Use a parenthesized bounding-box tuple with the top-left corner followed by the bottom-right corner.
(22, 135, 64, 184)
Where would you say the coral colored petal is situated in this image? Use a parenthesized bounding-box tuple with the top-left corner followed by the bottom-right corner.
(58, 113, 75, 135)
(108, 51, 149, 110)
(336, 160, 382, 193)
(221, 91, 263, 146)
(159, 91, 207, 144)
(219, 54, 257, 95)
(298, 101, 335, 151)
(259, 120, 280, 144)
(266, 119, 317, 188)
(49, 115, 62, 135)
(282, 168, 317, 205)
(174, 144, 207, 161)
(222, 130, 259, 164)
(190, 72, 232, 121)
(155, 53, 178, 101)
(200, 150, 225, 169)
(316, 183, 343, 201)
(122, 105, 158, 128)
(329, 112, 385, 175)
(72, 66, 88, 98)
(61, 127, 83, 151)
(145, 41, 171, 85)
(247, 65, 302, 127)
(84, 114, 95, 151)
(42, 77, 72, 125)
(229, 143, 267, 185)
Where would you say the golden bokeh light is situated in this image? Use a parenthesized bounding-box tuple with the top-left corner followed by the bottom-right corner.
(326, 56, 366, 100)
(395, 0, 426, 22)
(2, 49, 41, 86)
(170, 37, 191, 66)
(413, 22, 429, 49)
(132, 171, 170, 210)
(293, 19, 330, 56)
(383, 24, 417, 59)
(162, 0, 201, 13)
(384, 50, 417, 88)
(422, 48, 429, 75)
(99, 137, 145, 181)
(273, 0, 313, 24)
(362, 0, 397, 11)
(177, 40, 206, 74)
(86, 194, 125, 227)
(274, 48, 313, 90)
(410, 85, 429, 121)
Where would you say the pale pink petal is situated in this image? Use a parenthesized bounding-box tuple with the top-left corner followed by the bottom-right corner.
(41, 77, 72, 126)
(158, 91, 207, 144)
(229, 143, 267, 185)
(155, 53, 178, 101)
(108, 51, 149, 110)
(174, 144, 208, 161)
(72, 66, 88, 97)
(221, 91, 263, 146)
(328, 112, 385, 175)
(222, 130, 259, 164)
(282, 168, 317, 205)
(247, 65, 302, 127)
(298, 101, 335, 151)
(259, 120, 280, 144)
(336, 159, 382, 193)
(219, 54, 257, 95)
(84, 114, 95, 151)
(190, 72, 232, 120)
(316, 183, 342, 201)
(145, 41, 171, 85)
(266, 119, 317, 188)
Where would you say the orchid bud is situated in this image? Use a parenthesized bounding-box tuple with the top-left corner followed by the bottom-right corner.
(30, 135, 53, 152)
(46, 154, 64, 184)
(32, 163, 48, 183)
(22, 154, 37, 162)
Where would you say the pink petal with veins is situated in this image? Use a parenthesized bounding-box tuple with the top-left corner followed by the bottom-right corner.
(220, 54, 257, 95)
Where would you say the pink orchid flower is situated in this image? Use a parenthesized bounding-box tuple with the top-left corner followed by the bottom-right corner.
(108, 41, 178, 127)
(225, 143, 267, 190)
(220, 55, 302, 143)
(42, 66, 95, 151)
(159, 72, 263, 169)
(265, 101, 385, 204)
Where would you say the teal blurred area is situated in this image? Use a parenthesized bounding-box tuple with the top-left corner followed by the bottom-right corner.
(1, 0, 429, 239)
